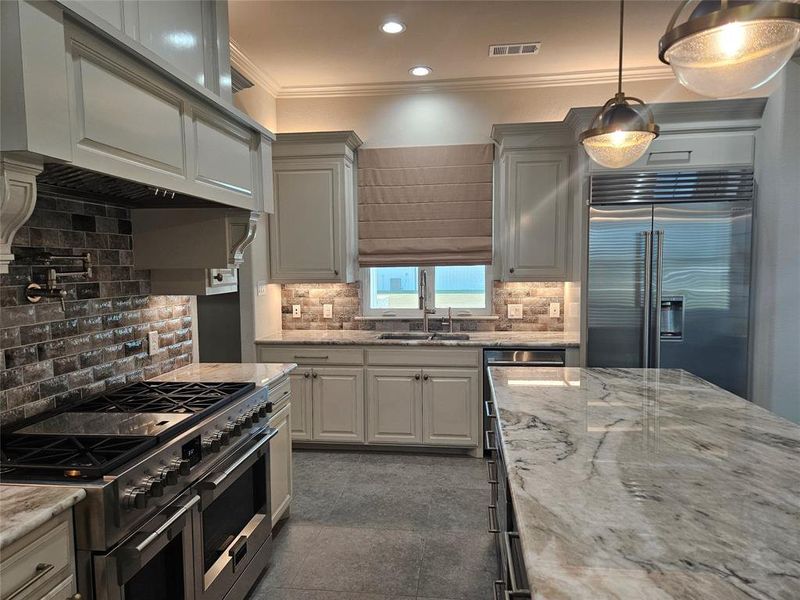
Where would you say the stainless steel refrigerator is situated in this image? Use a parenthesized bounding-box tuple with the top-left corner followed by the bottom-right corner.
(586, 169, 754, 398)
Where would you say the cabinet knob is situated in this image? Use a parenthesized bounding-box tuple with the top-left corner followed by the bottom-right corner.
(509, 268, 515, 274)
(334, 269, 339, 276)
(423, 374, 429, 381)
(213, 273, 224, 282)
(68, 594, 83, 600)
(414, 373, 420, 380)
(304, 371, 310, 378)
(312, 372, 318, 378)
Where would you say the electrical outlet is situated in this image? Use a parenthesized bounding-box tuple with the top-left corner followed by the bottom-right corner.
(148, 331, 159, 356)
(257, 281, 268, 296)
(549, 302, 561, 317)
(508, 304, 523, 319)
(292, 304, 301, 318)
(323, 303, 333, 318)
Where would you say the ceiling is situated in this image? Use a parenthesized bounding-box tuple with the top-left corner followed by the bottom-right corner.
(228, 0, 684, 97)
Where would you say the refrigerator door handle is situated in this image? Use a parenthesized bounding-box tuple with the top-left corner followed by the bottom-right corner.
(654, 229, 665, 368)
(642, 230, 653, 368)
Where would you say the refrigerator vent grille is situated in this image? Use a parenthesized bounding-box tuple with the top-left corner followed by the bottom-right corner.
(590, 169, 754, 204)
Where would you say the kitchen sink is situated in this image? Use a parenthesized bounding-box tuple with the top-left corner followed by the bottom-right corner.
(378, 332, 433, 340)
(377, 332, 470, 341)
(430, 333, 470, 341)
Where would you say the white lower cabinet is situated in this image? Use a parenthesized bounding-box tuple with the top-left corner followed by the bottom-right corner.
(268, 402, 292, 527)
(312, 367, 365, 442)
(422, 369, 479, 446)
(289, 369, 313, 441)
(367, 368, 424, 444)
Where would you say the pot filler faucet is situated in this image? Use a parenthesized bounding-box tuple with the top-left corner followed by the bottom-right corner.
(419, 269, 436, 333)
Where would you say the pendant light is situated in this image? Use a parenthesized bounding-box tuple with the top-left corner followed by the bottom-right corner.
(580, 0, 660, 169)
(659, 1, 800, 98)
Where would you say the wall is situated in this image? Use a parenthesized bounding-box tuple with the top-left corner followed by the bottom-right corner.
(233, 83, 278, 132)
(751, 58, 800, 423)
(275, 78, 702, 146)
(0, 192, 193, 425)
(280, 281, 564, 332)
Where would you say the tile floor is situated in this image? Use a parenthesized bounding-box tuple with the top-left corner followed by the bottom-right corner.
(249, 449, 496, 600)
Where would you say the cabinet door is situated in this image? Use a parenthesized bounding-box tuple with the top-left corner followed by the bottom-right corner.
(366, 368, 423, 444)
(505, 150, 571, 280)
(312, 367, 364, 442)
(269, 403, 292, 526)
(269, 160, 342, 282)
(289, 370, 313, 441)
(422, 369, 479, 447)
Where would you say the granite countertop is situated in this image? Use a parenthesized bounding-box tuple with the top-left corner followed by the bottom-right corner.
(151, 362, 296, 387)
(0, 486, 86, 550)
(488, 366, 800, 600)
(255, 329, 579, 348)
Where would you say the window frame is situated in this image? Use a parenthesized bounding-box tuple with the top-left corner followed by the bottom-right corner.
(361, 265, 493, 318)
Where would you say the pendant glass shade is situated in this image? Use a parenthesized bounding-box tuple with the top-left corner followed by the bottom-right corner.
(580, 96, 660, 169)
(660, 2, 800, 98)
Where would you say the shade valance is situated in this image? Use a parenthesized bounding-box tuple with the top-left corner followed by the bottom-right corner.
(357, 144, 494, 267)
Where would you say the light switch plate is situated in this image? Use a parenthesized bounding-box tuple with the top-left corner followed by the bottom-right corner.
(508, 304, 523, 319)
(257, 281, 268, 296)
(148, 331, 159, 355)
(549, 302, 561, 317)
(292, 305, 301, 318)
(323, 303, 333, 318)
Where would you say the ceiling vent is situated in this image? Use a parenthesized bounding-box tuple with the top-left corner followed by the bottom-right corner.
(488, 42, 541, 57)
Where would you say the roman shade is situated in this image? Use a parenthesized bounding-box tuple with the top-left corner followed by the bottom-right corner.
(357, 144, 493, 267)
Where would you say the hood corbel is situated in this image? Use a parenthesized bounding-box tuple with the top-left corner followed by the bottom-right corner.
(1, 155, 43, 274)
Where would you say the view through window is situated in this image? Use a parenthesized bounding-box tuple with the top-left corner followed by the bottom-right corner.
(367, 265, 488, 312)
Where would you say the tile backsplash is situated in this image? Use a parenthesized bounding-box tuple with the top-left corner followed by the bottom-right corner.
(281, 281, 564, 332)
(0, 191, 193, 425)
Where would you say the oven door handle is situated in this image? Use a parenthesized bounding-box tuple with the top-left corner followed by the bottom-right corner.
(134, 495, 200, 554)
(199, 432, 269, 492)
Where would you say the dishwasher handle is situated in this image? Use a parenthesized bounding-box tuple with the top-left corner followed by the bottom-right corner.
(486, 360, 565, 367)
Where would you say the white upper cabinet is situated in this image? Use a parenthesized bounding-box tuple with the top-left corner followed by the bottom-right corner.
(1, 1, 272, 212)
(492, 123, 581, 282)
(269, 132, 362, 283)
(64, 0, 232, 99)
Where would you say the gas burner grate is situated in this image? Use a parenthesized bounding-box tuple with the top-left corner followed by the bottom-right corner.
(0, 434, 156, 478)
(75, 382, 255, 414)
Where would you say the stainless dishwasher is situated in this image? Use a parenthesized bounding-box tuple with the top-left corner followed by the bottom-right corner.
(482, 348, 566, 455)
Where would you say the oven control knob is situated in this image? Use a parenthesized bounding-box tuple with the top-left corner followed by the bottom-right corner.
(171, 458, 191, 476)
(203, 437, 221, 454)
(250, 409, 261, 424)
(158, 465, 179, 486)
(124, 487, 148, 510)
(213, 430, 230, 446)
(142, 476, 164, 498)
(237, 414, 252, 429)
(257, 404, 268, 418)
(225, 422, 242, 437)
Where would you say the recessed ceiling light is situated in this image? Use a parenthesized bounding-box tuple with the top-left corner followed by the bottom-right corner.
(409, 65, 432, 77)
(380, 21, 406, 34)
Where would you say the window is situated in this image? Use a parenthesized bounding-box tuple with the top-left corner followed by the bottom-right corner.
(363, 265, 491, 317)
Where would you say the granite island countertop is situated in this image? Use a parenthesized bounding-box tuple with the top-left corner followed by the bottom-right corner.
(0, 485, 86, 550)
(255, 329, 579, 348)
(488, 367, 800, 600)
(151, 362, 296, 386)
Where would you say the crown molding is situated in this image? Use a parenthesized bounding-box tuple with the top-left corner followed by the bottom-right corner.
(275, 65, 674, 98)
(275, 130, 364, 150)
(229, 38, 281, 97)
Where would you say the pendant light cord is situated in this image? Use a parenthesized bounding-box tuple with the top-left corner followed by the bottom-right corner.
(617, 0, 624, 95)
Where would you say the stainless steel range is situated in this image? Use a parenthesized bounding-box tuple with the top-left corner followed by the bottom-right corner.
(0, 381, 278, 600)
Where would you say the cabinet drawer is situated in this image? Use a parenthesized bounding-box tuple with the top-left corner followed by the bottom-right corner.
(366, 348, 480, 368)
(257, 346, 365, 366)
(0, 518, 72, 600)
(269, 377, 291, 412)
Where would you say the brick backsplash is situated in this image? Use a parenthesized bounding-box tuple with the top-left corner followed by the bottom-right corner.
(281, 281, 564, 332)
(0, 191, 192, 425)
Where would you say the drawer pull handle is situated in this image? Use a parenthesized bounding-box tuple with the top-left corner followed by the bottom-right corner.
(484, 430, 497, 453)
(295, 355, 329, 360)
(484, 401, 497, 419)
(487, 504, 500, 533)
(229, 535, 249, 571)
(503, 532, 531, 595)
(487, 460, 498, 484)
(7, 563, 55, 600)
(493, 580, 506, 600)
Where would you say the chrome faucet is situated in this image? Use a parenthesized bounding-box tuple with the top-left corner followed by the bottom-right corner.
(419, 270, 435, 332)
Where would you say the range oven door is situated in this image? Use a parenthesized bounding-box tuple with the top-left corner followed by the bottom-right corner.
(193, 428, 274, 600)
(93, 490, 197, 600)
